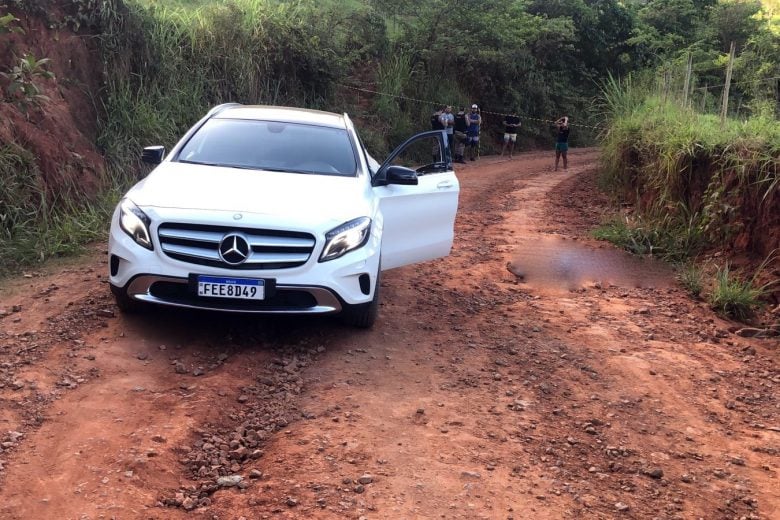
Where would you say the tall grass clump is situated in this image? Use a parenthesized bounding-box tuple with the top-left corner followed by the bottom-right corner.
(708, 258, 778, 321)
(677, 262, 703, 298)
(593, 209, 705, 261)
(0, 143, 124, 274)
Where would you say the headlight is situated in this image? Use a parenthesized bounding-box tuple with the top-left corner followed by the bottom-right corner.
(319, 217, 371, 262)
(119, 198, 153, 250)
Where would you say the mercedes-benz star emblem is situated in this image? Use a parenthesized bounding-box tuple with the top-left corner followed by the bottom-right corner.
(219, 234, 250, 265)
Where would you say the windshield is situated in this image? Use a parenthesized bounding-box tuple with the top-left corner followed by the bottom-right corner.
(176, 118, 358, 176)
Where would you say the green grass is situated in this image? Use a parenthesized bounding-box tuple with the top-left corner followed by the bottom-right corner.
(709, 263, 765, 321)
(592, 212, 704, 262)
(707, 251, 778, 321)
(86, 0, 384, 169)
(677, 262, 703, 298)
(0, 143, 131, 276)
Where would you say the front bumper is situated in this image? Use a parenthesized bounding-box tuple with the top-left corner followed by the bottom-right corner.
(113, 274, 344, 314)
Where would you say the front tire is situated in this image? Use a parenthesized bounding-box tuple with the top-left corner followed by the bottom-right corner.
(110, 284, 147, 313)
(341, 270, 380, 329)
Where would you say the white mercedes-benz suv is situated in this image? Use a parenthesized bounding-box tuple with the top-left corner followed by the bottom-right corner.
(108, 104, 459, 327)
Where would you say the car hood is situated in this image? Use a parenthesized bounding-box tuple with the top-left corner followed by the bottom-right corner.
(128, 162, 369, 220)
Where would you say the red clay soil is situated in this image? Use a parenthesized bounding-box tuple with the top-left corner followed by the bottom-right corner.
(0, 6, 105, 196)
(0, 149, 778, 520)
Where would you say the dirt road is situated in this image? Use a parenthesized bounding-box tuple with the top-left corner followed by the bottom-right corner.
(0, 150, 778, 519)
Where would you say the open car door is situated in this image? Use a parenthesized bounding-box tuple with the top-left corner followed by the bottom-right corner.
(372, 130, 460, 270)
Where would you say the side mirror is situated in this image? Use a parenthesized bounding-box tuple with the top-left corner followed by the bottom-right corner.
(385, 165, 418, 185)
(142, 146, 165, 165)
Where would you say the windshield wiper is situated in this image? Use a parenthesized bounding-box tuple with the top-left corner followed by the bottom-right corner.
(257, 166, 298, 173)
(178, 159, 222, 167)
(178, 159, 296, 173)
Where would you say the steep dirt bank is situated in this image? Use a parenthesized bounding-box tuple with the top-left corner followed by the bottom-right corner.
(0, 150, 778, 519)
(0, 4, 104, 195)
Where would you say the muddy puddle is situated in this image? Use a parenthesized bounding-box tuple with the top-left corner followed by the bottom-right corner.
(507, 235, 673, 291)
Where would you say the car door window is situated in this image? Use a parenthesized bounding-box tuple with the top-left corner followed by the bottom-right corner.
(388, 134, 450, 175)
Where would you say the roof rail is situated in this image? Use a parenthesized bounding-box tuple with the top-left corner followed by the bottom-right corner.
(207, 102, 242, 117)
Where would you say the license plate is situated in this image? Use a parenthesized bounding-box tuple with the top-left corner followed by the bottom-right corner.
(197, 276, 265, 300)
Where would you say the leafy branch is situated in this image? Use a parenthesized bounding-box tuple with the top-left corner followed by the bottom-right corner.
(1, 53, 55, 112)
(0, 7, 24, 35)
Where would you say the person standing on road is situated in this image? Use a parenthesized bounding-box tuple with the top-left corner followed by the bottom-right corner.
(554, 116, 570, 171)
(501, 110, 521, 158)
(453, 107, 468, 163)
(439, 105, 455, 154)
(430, 106, 445, 163)
(466, 104, 482, 161)
(431, 106, 445, 131)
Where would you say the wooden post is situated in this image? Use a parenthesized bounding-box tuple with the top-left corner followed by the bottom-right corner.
(700, 84, 707, 112)
(663, 67, 671, 102)
(721, 41, 736, 126)
(683, 53, 693, 107)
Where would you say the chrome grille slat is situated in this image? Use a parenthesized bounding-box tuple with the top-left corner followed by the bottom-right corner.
(244, 252, 312, 264)
(247, 236, 315, 248)
(158, 223, 315, 270)
(161, 243, 221, 261)
(159, 229, 223, 243)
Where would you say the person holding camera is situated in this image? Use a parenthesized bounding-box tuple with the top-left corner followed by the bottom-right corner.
(554, 116, 570, 171)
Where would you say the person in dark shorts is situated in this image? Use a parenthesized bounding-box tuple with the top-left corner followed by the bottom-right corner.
(453, 107, 468, 163)
(554, 116, 570, 171)
(466, 104, 482, 161)
(501, 110, 521, 158)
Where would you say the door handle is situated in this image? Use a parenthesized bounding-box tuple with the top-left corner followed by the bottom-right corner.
(437, 181, 453, 189)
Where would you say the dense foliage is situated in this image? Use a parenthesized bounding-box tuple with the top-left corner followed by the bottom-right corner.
(40, 0, 775, 161)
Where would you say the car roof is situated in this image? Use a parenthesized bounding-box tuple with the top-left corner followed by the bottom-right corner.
(214, 105, 347, 129)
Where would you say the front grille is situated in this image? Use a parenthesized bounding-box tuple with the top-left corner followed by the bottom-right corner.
(158, 223, 316, 270)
